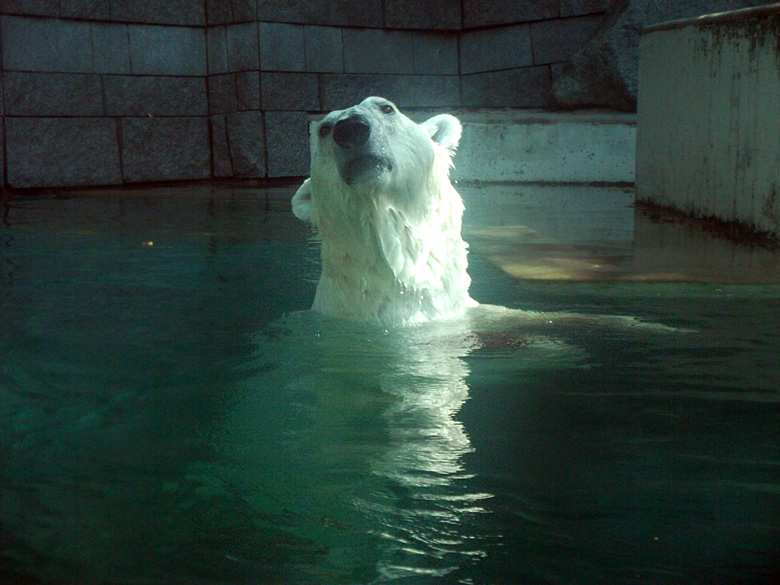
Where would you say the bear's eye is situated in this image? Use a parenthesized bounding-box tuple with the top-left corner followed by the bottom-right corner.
(318, 123, 332, 138)
(380, 104, 395, 115)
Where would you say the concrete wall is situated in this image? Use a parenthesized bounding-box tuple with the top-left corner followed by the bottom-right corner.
(0, 0, 610, 189)
(636, 5, 780, 237)
(451, 111, 636, 184)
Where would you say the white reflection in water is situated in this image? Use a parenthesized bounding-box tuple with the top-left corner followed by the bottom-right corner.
(217, 308, 579, 582)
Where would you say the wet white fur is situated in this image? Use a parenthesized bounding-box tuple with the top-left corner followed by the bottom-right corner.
(293, 97, 476, 326)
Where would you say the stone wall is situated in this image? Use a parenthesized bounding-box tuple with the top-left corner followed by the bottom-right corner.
(0, 0, 610, 189)
(551, 0, 775, 111)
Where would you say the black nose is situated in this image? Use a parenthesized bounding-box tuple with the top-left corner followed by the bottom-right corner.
(333, 115, 371, 149)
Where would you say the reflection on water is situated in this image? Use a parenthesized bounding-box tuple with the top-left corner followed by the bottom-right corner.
(461, 182, 780, 283)
(222, 314, 493, 582)
(1, 188, 779, 584)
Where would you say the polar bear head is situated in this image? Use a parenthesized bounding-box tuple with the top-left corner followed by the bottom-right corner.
(292, 97, 474, 326)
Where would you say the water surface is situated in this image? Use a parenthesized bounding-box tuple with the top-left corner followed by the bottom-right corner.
(1, 186, 778, 584)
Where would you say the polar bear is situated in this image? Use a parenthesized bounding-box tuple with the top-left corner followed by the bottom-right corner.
(292, 96, 476, 326)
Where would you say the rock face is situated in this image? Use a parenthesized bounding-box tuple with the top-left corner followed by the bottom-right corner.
(551, 0, 773, 111)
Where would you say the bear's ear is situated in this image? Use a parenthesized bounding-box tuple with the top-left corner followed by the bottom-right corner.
(420, 114, 462, 155)
(292, 178, 313, 223)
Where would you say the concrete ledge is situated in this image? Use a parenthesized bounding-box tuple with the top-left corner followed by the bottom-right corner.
(442, 110, 636, 183)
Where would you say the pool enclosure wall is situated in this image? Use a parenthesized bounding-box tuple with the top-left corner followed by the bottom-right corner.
(636, 4, 780, 237)
(0, 0, 609, 190)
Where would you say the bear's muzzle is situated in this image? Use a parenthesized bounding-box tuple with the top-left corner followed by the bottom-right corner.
(332, 114, 393, 186)
(333, 115, 371, 149)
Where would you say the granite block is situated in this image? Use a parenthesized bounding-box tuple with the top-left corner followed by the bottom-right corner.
(460, 24, 533, 74)
(210, 115, 233, 177)
(1, 16, 93, 73)
(531, 15, 602, 65)
(259, 22, 305, 71)
(60, 0, 111, 19)
(384, 0, 461, 30)
(128, 24, 206, 76)
(560, 0, 611, 17)
(206, 0, 232, 25)
(463, 0, 559, 28)
(106, 76, 207, 116)
(550, 61, 568, 87)
(208, 71, 260, 115)
(4, 72, 104, 116)
(0, 0, 58, 17)
(236, 71, 261, 110)
(91, 22, 131, 74)
(461, 66, 551, 107)
(6, 117, 122, 188)
(257, 0, 382, 27)
(304, 26, 343, 73)
(320, 74, 459, 110)
(207, 26, 229, 74)
(205, 0, 257, 23)
(226, 111, 266, 177)
(261, 72, 319, 111)
(109, 0, 205, 26)
(413, 32, 458, 75)
(343, 28, 415, 74)
(121, 117, 210, 182)
(208, 74, 239, 114)
(265, 111, 310, 177)
(227, 22, 259, 71)
(231, 0, 258, 22)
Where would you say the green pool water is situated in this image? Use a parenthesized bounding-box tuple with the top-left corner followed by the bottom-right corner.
(1, 187, 778, 584)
